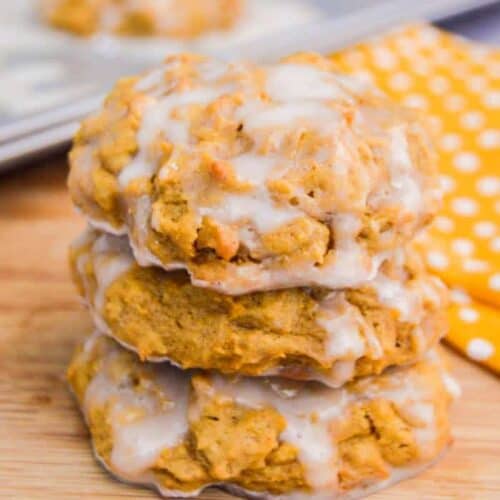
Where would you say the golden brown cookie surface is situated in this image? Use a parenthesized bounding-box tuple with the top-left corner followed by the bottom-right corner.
(68, 53, 440, 294)
(68, 333, 457, 499)
(70, 229, 448, 387)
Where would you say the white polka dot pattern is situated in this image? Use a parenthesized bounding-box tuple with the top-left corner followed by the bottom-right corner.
(434, 216, 455, 233)
(483, 91, 500, 109)
(451, 238, 475, 256)
(460, 111, 484, 130)
(474, 221, 496, 238)
(489, 274, 500, 291)
(450, 288, 470, 305)
(332, 23, 500, 372)
(478, 129, 500, 149)
(490, 237, 500, 253)
(427, 251, 449, 270)
(440, 133, 461, 152)
(476, 177, 499, 196)
(462, 259, 489, 273)
(467, 338, 494, 361)
(453, 152, 479, 173)
(451, 197, 478, 216)
(459, 307, 479, 323)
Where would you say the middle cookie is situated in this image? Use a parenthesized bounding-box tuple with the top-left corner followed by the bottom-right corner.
(71, 229, 448, 388)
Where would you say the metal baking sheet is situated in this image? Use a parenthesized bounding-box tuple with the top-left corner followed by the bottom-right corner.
(0, 0, 497, 171)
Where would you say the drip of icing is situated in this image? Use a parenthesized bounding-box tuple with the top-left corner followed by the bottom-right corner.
(333, 73, 372, 95)
(74, 231, 128, 335)
(195, 214, 385, 295)
(148, 86, 227, 145)
(307, 213, 380, 290)
(119, 83, 233, 187)
(85, 214, 127, 236)
(371, 273, 420, 322)
(441, 373, 462, 399)
(134, 67, 169, 93)
(371, 270, 446, 324)
(83, 343, 190, 479)
(369, 126, 423, 215)
(184, 248, 390, 295)
(91, 234, 135, 310)
(325, 360, 357, 387)
(258, 359, 357, 389)
(199, 192, 302, 235)
(265, 64, 350, 102)
(230, 153, 278, 185)
(388, 126, 423, 213)
(421, 276, 448, 308)
(238, 101, 341, 133)
(211, 375, 345, 491)
(119, 56, 233, 187)
(316, 295, 366, 359)
(130, 196, 166, 268)
(82, 330, 103, 354)
(111, 368, 190, 477)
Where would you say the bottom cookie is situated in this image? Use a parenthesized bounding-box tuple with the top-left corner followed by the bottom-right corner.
(68, 332, 459, 499)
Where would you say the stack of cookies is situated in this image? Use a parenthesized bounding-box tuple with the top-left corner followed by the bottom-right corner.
(67, 53, 459, 499)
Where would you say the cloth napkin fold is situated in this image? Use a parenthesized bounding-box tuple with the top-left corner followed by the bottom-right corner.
(331, 24, 499, 374)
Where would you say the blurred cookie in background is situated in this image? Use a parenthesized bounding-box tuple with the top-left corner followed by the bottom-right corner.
(41, 0, 244, 38)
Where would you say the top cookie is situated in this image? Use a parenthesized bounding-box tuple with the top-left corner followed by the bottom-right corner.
(69, 53, 440, 294)
(42, 0, 243, 38)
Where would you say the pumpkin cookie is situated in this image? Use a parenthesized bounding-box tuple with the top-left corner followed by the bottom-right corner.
(68, 53, 440, 294)
(68, 332, 458, 499)
(70, 229, 448, 387)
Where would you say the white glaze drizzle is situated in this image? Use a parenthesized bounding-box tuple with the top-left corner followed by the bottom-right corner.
(441, 373, 462, 399)
(211, 375, 344, 491)
(265, 64, 350, 102)
(105, 55, 417, 293)
(202, 350, 449, 496)
(75, 39, 439, 294)
(90, 233, 135, 311)
(73, 231, 447, 390)
(199, 192, 302, 235)
(368, 126, 424, 216)
(79, 333, 454, 499)
(82, 335, 190, 479)
(129, 195, 166, 268)
(316, 295, 367, 359)
(371, 268, 446, 323)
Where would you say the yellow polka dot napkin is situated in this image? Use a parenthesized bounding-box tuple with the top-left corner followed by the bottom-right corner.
(331, 24, 500, 374)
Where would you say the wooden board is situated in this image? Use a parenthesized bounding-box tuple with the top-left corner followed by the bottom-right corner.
(0, 158, 499, 500)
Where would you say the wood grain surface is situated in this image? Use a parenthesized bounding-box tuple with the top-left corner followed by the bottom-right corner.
(0, 159, 499, 500)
